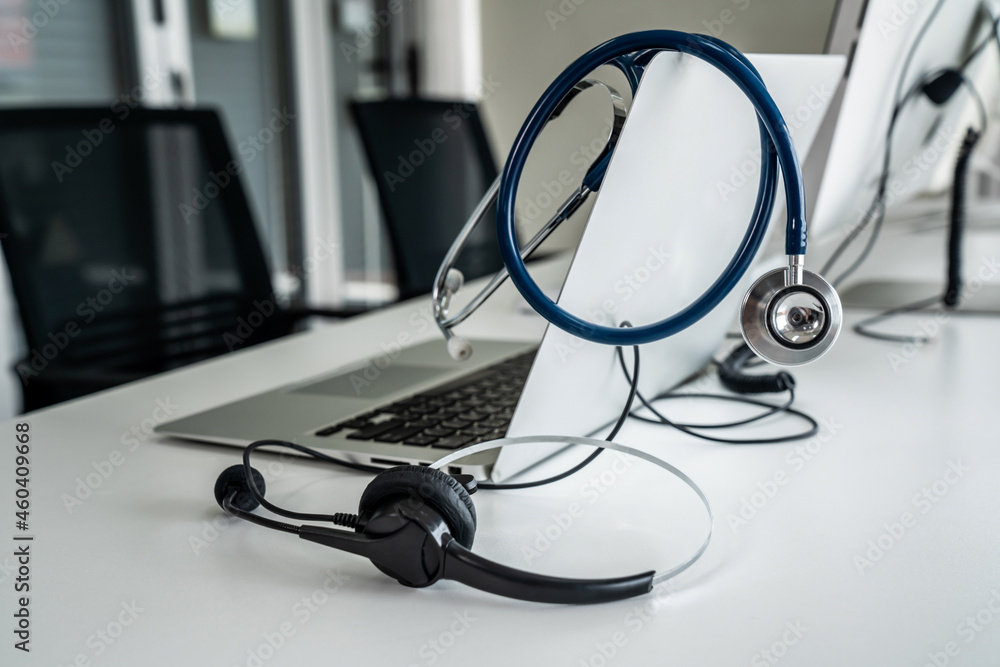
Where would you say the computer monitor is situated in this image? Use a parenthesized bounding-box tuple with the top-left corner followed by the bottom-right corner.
(809, 0, 997, 243)
(349, 99, 505, 300)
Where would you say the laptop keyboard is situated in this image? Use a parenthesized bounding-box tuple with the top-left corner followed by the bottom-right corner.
(313, 350, 536, 450)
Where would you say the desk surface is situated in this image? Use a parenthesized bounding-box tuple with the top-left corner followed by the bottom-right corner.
(2, 221, 1000, 667)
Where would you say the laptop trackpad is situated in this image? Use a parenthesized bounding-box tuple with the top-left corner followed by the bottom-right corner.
(291, 364, 444, 399)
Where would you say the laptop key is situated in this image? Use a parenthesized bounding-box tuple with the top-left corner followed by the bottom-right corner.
(331, 350, 534, 443)
(404, 418, 439, 429)
(314, 425, 342, 437)
(339, 417, 374, 429)
(375, 425, 425, 443)
(347, 419, 405, 440)
(431, 435, 473, 449)
(404, 435, 438, 446)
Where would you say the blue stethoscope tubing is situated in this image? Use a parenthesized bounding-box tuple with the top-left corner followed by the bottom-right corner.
(496, 30, 807, 346)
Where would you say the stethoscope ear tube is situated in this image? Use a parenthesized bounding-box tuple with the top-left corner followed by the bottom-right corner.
(432, 78, 628, 359)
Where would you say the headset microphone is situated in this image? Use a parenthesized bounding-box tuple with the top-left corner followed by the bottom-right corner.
(213, 438, 712, 605)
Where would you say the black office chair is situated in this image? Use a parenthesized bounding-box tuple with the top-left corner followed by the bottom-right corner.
(0, 107, 356, 411)
(349, 99, 505, 300)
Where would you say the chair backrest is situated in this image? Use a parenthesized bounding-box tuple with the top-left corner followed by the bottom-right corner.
(0, 107, 284, 373)
(349, 99, 504, 300)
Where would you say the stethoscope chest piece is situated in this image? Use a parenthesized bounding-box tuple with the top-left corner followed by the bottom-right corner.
(740, 266, 842, 366)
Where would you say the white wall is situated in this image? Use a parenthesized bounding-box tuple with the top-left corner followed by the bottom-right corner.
(421, 0, 484, 99)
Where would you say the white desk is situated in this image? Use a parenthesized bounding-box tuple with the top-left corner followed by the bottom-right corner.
(3, 221, 1000, 667)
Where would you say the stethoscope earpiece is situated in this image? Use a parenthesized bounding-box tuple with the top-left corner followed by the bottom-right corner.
(739, 260, 842, 367)
(440, 268, 473, 360)
(447, 335, 473, 361)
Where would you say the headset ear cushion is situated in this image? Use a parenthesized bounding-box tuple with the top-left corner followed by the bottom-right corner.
(359, 465, 477, 549)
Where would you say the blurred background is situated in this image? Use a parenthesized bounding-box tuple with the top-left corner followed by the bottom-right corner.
(0, 0, 997, 419)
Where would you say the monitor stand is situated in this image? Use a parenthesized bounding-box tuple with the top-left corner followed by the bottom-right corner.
(840, 279, 1000, 313)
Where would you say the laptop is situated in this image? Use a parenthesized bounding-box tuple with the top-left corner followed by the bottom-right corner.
(156, 53, 844, 481)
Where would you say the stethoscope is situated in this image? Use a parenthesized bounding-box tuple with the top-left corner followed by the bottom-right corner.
(433, 30, 842, 367)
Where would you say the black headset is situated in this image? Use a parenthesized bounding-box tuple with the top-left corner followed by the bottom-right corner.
(214, 437, 711, 605)
(717, 342, 796, 395)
